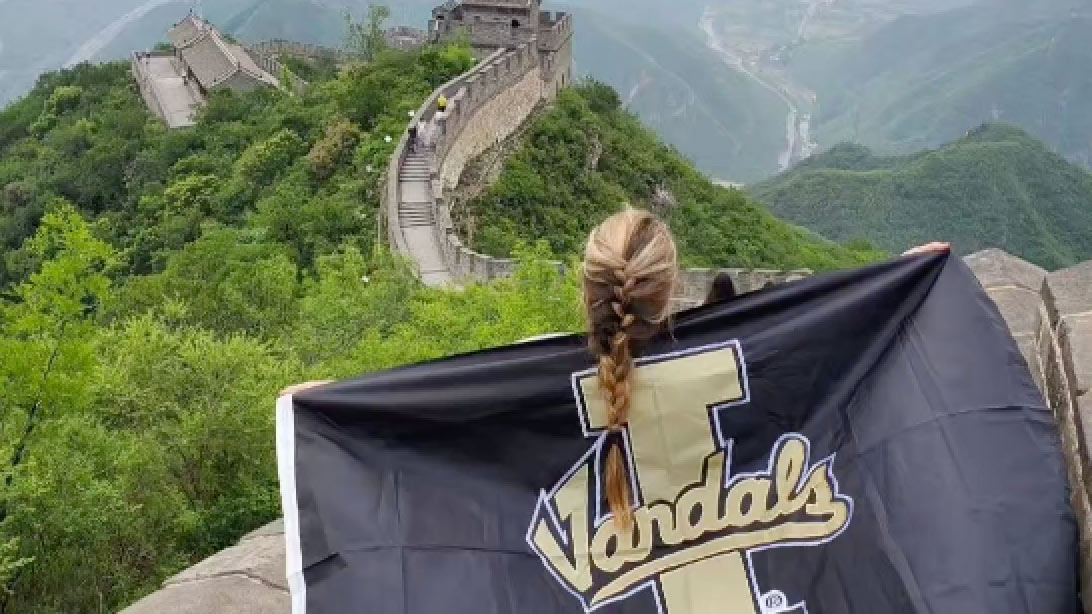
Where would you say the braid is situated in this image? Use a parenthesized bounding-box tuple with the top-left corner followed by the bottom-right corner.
(582, 208, 677, 528)
(598, 277, 638, 525)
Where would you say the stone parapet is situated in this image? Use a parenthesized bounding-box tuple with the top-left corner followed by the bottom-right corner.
(537, 11, 572, 52)
(247, 40, 353, 62)
(121, 520, 289, 613)
(131, 51, 174, 125)
(966, 250, 1092, 613)
(964, 249, 1049, 390)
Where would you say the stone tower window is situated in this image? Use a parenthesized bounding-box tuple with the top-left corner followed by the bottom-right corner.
(511, 19, 521, 28)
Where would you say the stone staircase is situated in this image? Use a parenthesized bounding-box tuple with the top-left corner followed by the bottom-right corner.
(397, 153, 434, 227)
(397, 151, 451, 286)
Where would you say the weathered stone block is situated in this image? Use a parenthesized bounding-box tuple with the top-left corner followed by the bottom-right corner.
(122, 520, 288, 614)
(985, 286, 1043, 337)
(122, 575, 289, 614)
(1062, 316, 1092, 397)
(166, 533, 287, 591)
(1080, 394, 1092, 470)
(242, 519, 284, 541)
(1045, 260, 1092, 321)
(1014, 335, 1045, 395)
(964, 249, 1047, 292)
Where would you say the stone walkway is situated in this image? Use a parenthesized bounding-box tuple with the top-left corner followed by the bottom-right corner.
(399, 150, 452, 286)
(135, 54, 203, 128)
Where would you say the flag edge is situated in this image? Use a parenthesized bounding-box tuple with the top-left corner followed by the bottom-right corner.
(276, 394, 307, 614)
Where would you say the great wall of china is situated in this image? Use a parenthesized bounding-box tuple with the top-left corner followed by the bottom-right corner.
(381, 9, 807, 306)
(122, 2, 1092, 612)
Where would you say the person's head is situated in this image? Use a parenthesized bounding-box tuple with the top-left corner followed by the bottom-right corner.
(705, 272, 737, 305)
(582, 208, 677, 526)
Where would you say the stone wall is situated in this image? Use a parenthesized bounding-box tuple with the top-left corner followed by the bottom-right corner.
(439, 66, 542, 190)
(382, 47, 514, 259)
(537, 11, 572, 52)
(122, 521, 289, 614)
(130, 51, 175, 125)
(247, 49, 309, 93)
(964, 250, 1092, 612)
(385, 26, 428, 51)
(410, 32, 801, 301)
(247, 40, 352, 62)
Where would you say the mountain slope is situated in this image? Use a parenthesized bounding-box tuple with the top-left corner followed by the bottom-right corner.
(751, 124, 1092, 269)
(569, 7, 789, 183)
(0, 44, 495, 613)
(792, 1, 1092, 167)
(460, 82, 879, 271)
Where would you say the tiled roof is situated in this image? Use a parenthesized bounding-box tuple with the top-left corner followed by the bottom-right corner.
(169, 16, 278, 90)
(168, 15, 204, 48)
(179, 33, 238, 89)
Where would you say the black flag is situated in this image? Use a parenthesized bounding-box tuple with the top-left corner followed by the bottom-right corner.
(277, 254, 1078, 614)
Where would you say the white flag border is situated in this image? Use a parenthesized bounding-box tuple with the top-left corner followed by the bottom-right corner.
(276, 394, 307, 614)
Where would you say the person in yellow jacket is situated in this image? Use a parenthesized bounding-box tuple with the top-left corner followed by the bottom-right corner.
(437, 95, 448, 113)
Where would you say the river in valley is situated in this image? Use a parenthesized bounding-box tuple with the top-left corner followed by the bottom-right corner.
(699, 4, 819, 172)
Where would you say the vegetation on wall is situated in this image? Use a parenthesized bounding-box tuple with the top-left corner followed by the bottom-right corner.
(751, 123, 1092, 269)
(460, 82, 881, 271)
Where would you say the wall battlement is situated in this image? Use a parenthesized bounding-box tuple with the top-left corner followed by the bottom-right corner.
(537, 11, 572, 52)
(246, 39, 351, 62)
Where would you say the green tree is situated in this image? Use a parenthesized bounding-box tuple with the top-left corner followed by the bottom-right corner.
(121, 227, 299, 337)
(0, 204, 116, 610)
(345, 4, 391, 61)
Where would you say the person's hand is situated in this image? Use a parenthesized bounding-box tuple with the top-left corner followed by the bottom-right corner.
(902, 242, 950, 256)
(279, 380, 334, 397)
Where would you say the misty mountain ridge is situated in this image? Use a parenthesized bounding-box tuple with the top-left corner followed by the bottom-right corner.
(751, 123, 1092, 269)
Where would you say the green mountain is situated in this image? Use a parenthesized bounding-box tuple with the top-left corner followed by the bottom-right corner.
(751, 123, 1092, 269)
(568, 7, 788, 183)
(792, 0, 1092, 168)
(461, 82, 879, 271)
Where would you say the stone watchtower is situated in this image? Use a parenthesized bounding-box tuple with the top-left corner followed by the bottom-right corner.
(429, 0, 573, 96)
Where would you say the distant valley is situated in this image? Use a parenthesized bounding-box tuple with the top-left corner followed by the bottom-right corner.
(572, 0, 1092, 181)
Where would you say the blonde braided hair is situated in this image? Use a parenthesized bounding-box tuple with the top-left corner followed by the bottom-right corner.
(582, 208, 677, 527)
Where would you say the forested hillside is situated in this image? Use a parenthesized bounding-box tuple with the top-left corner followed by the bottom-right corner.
(751, 124, 1092, 269)
(460, 83, 880, 270)
(0, 42, 600, 614)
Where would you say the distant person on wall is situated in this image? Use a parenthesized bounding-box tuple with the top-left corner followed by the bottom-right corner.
(437, 95, 448, 114)
(705, 272, 738, 305)
(408, 121, 419, 154)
